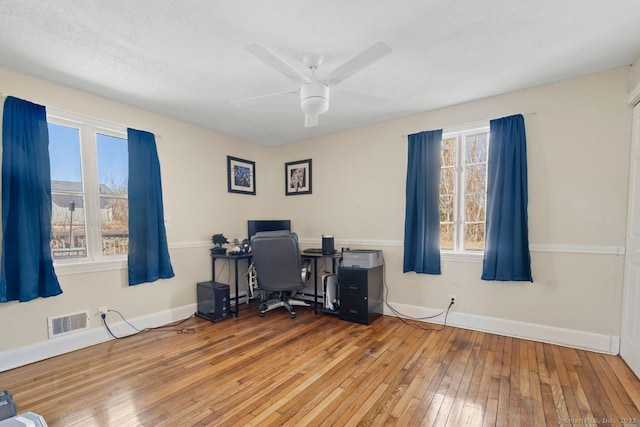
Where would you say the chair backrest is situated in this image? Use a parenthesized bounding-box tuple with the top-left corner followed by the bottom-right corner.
(250, 231, 304, 292)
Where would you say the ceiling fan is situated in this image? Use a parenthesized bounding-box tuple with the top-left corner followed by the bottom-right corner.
(232, 42, 392, 127)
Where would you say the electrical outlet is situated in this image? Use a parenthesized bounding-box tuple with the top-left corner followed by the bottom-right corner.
(98, 306, 108, 316)
(449, 295, 456, 305)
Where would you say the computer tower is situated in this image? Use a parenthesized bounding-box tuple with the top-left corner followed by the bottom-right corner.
(197, 281, 231, 322)
(322, 273, 339, 312)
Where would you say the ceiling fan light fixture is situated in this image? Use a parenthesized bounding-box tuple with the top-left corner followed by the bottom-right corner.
(300, 82, 329, 115)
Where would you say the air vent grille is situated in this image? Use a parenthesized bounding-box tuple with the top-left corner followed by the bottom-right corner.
(48, 311, 90, 338)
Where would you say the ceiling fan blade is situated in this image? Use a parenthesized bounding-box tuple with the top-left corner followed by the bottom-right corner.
(305, 114, 319, 127)
(231, 89, 298, 107)
(322, 42, 392, 87)
(245, 43, 312, 84)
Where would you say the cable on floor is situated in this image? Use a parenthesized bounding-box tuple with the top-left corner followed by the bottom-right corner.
(101, 310, 197, 340)
(380, 255, 453, 331)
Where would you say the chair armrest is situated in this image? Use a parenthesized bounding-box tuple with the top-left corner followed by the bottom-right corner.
(301, 258, 311, 283)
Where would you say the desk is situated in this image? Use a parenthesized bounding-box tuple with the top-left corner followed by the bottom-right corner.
(210, 251, 252, 317)
(301, 252, 342, 314)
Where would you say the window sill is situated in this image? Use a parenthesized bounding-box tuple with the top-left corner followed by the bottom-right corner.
(441, 251, 484, 263)
(54, 258, 127, 276)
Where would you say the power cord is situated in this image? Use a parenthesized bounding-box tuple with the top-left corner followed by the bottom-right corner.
(215, 258, 230, 282)
(380, 255, 453, 331)
(101, 310, 197, 340)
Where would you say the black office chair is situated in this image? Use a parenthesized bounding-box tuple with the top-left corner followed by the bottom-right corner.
(250, 231, 311, 318)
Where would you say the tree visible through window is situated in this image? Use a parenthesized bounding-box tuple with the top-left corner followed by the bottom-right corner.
(97, 133, 128, 256)
(439, 126, 489, 252)
(48, 115, 128, 261)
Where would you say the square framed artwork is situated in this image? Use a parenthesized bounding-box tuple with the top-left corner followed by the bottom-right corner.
(227, 156, 256, 195)
(285, 159, 312, 195)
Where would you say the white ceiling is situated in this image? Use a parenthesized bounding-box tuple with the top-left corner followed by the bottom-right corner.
(1, 1, 640, 147)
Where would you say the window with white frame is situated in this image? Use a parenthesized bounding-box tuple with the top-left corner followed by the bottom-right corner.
(47, 111, 128, 262)
(439, 124, 489, 252)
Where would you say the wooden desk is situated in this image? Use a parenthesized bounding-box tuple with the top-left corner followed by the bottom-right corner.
(301, 252, 342, 314)
(210, 251, 252, 317)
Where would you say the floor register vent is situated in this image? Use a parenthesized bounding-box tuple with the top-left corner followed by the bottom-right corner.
(48, 311, 90, 338)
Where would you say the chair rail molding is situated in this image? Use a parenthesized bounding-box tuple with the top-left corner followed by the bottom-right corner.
(299, 237, 625, 256)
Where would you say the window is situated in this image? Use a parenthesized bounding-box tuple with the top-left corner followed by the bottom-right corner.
(48, 111, 128, 263)
(439, 124, 489, 252)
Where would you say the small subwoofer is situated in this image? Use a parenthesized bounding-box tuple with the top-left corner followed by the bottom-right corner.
(197, 281, 231, 322)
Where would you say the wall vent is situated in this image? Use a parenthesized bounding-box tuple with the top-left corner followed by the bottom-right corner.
(48, 311, 90, 338)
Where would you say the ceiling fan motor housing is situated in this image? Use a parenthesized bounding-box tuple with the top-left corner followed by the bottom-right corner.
(300, 82, 329, 115)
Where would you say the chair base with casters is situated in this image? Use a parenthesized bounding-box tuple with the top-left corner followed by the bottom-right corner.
(259, 291, 310, 319)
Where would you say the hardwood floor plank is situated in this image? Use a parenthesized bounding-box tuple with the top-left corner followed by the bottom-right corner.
(427, 329, 481, 426)
(483, 334, 505, 427)
(444, 330, 485, 427)
(496, 336, 512, 426)
(588, 352, 640, 423)
(407, 328, 471, 425)
(0, 301, 637, 427)
(606, 356, 640, 412)
(576, 349, 626, 424)
(533, 342, 557, 425)
(542, 342, 570, 424)
(460, 332, 494, 426)
(388, 325, 455, 420)
(526, 341, 546, 426)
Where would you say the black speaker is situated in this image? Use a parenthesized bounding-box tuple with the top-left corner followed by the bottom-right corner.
(197, 281, 231, 322)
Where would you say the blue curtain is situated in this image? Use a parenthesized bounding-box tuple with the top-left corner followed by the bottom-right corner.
(403, 129, 443, 274)
(1, 96, 62, 302)
(481, 114, 532, 281)
(127, 128, 174, 285)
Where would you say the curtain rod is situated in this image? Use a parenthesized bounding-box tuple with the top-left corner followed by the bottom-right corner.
(401, 111, 538, 138)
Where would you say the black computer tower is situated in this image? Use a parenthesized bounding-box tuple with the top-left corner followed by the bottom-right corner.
(197, 281, 231, 322)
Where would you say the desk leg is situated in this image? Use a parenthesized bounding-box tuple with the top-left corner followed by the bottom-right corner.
(233, 258, 240, 317)
(314, 257, 319, 314)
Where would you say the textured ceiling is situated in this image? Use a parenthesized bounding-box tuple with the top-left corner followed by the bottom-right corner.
(1, 0, 640, 146)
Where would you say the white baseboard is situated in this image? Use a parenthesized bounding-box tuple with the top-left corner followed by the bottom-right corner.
(2, 300, 619, 372)
(382, 302, 620, 355)
(0, 303, 197, 373)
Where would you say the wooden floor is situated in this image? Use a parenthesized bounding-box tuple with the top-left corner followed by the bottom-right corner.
(1, 302, 639, 427)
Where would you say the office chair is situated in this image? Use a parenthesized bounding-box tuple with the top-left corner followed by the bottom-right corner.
(250, 230, 311, 318)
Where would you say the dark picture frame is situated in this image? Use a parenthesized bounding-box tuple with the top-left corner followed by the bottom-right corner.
(285, 159, 312, 195)
(227, 156, 256, 195)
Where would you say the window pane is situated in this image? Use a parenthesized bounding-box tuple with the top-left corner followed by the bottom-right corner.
(100, 197, 128, 255)
(97, 134, 128, 196)
(49, 123, 86, 260)
(97, 133, 128, 256)
(465, 164, 487, 194)
(440, 195, 454, 222)
(465, 194, 486, 222)
(49, 123, 82, 191)
(51, 195, 87, 259)
(465, 132, 489, 164)
(440, 167, 455, 194)
(465, 223, 485, 251)
(441, 138, 456, 166)
(440, 224, 454, 250)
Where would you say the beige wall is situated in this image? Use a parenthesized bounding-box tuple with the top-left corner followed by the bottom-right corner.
(0, 66, 270, 352)
(270, 66, 632, 339)
(631, 56, 640, 89)
(0, 64, 634, 360)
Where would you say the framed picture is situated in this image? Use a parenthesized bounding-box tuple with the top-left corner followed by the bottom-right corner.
(227, 156, 256, 195)
(285, 159, 312, 195)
